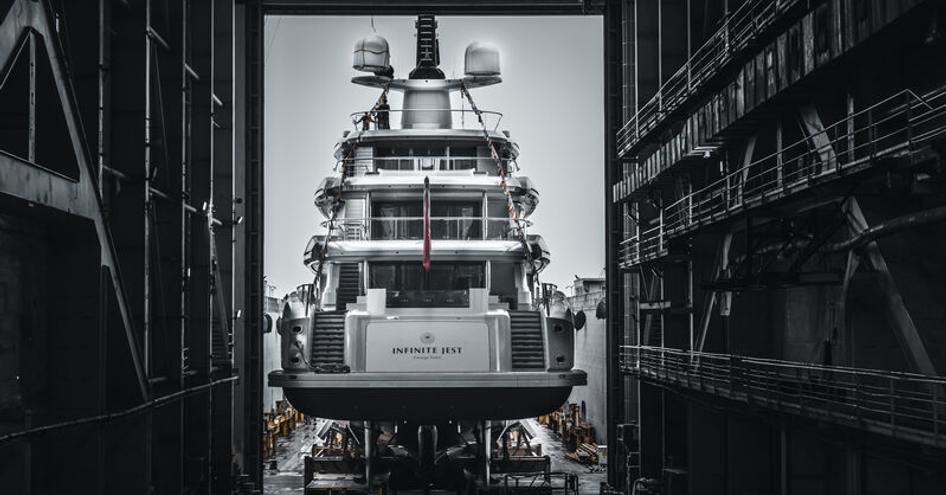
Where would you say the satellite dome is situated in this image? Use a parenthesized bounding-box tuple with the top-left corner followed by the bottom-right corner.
(352, 34, 390, 72)
(464, 42, 500, 77)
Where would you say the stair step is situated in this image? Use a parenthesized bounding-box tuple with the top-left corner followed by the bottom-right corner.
(508, 310, 545, 370)
(310, 309, 346, 366)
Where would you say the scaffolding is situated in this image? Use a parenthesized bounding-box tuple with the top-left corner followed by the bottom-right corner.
(613, 0, 931, 200)
(622, 346, 946, 449)
(620, 89, 946, 268)
(616, 0, 806, 155)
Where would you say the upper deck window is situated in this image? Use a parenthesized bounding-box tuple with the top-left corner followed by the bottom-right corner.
(448, 146, 478, 170)
(417, 147, 446, 170)
(368, 143, 510, 173)
(371, 201, 482, 240)
(375, 147, 412, 171)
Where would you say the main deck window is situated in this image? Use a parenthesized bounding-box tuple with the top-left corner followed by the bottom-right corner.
(369, 261, 485, 307)
(369, 261, 485, 290)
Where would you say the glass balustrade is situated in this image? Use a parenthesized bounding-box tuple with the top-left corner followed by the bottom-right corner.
(328, 217, 529, 241)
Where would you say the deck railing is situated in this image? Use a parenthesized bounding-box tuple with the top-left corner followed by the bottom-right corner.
(617, 0, 804, 155)
(339, 156, 518, 175)
(326, 216, 529, 241)
(502, 472, 579, 495)
(619, 89, 946, 268)
(622, 346, 946, 449)
(349, 108, 504, 132)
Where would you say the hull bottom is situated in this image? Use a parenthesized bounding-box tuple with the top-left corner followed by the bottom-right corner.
(284, 386, 574, 421)
(270, 370, 586, 421)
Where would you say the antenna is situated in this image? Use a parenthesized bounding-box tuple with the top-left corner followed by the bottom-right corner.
(409, 15, 444, 79)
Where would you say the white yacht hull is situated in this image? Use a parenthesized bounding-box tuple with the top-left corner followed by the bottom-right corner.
(270, 369, 586, 421)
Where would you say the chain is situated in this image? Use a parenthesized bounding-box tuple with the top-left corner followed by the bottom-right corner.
(458, 83, 544, 302)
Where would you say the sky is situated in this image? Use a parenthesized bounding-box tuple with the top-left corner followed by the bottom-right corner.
(264, 15, 604, 295)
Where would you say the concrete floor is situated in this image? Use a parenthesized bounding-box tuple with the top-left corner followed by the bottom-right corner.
(526, 419, 606, 495)
(263, 419, 606, 495)
(263, 419, 318, 494)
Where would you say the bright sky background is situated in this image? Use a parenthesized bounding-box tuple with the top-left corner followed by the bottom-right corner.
(264, 15, 604, 295)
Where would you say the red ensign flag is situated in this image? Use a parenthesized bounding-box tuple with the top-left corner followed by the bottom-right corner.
(422, 176, 431, 271)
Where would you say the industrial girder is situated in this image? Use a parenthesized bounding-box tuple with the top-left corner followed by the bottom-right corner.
(261, 0, 605, 15)
(0, 0, 150, 401)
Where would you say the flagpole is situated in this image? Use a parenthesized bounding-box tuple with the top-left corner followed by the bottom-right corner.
(422, 176, 432, 271)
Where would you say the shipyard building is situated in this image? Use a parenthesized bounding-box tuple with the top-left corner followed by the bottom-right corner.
(606, 1, 946, 494)
(0, 1, 944, 494)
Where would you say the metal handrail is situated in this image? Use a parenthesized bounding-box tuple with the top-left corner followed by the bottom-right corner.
(341, 156, 516, 163)
(666, 90, 942, 225)
(619, 90, 946, 267)
(338, 155, 519, 174)
(349, 108, 504, 132)
(617, 0, 803, 154)
(502, 472, 578, 495)
(621, 345, 946, 447)
(324, 216, 530, 241)
(619, 235, 640, 268)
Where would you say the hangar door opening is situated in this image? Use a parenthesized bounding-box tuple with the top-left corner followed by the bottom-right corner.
(259, 13, 606, 493)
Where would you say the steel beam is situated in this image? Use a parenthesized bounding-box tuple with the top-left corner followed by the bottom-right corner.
(242, 0, 266, 487)
(0, 0, 150, 401)
(844, 198, 937, 376)
(0, 153, 96, 217)
(260, 0, 604, 15)
(603, 0, 623, 488)
(211, 1, 237, 492)
(798, 103, 837, 171)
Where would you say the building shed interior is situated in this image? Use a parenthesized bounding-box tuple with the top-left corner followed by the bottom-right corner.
(1, 0, 945, 494)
